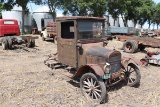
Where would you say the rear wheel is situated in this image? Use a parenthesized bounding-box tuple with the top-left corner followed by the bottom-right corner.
(123, 40, 138, 53)
(27, 39, 35, 48)
(2, 38, 8, 50)
(7, 37, 13, 50)
(80, 73, 107, 103)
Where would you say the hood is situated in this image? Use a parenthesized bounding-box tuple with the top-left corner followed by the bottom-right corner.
(86, 46, 113, 58)
(86, 46, 122, 74)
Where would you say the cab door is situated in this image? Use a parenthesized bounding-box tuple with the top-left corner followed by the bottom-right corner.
(57, 20, 77, 68)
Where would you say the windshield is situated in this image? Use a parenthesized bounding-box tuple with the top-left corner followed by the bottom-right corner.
(78, 21, 103, 40)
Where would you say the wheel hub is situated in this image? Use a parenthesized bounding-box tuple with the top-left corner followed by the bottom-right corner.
(125, 71, 130, 77)
(127, 44, 132, 50)
(89, 86, 95, 92)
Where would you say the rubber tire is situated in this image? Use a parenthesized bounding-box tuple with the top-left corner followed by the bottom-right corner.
(2, 38, 8, 50)
(123, 40, 138, 53)
(80, 73, 107, 103)
(40, 33, 43, 37)
(125, 63, 141, 87)
(7, 37, 13, 50)
(42, 34, 45, 41)
(27, 39, 35, 48)
(31, 39, 35, 47)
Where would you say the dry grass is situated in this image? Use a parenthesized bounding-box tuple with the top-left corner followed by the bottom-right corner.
(0, 35, 160, 107)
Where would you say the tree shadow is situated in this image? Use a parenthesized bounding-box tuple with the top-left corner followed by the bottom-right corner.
(107, 81, 126, 92)
(107, 80, 140, 92)
(44, 39, 55, 43)
(11, 45, 39, 52)
(67, 80, 80, 88)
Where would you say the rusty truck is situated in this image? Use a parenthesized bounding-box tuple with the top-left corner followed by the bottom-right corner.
(40, 22, 57, 44)
(44, 16, 141, 103)
(0, 19, 38, 50)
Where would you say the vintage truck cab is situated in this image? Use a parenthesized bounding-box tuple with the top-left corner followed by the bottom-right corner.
(45, 16, 141, 103)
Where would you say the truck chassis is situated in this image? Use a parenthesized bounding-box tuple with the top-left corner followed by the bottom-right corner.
(117, 36, 160, 53)
(0, 36, 38, 50)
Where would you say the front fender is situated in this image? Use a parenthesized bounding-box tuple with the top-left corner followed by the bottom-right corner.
(121, 57, 141, 68)
(73, 64, 105, 78)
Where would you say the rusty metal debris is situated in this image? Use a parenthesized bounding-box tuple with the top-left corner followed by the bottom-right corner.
(140, 51, 160, 66)
(40, 22, 57, 43)
(117, 36, 160, 53)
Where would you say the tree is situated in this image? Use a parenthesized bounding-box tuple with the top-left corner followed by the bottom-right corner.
(0, 2, 3, 19)
(89, 0, 107, 17)
(34, 0, 62, 21)
(59, 0, 107, 17)
(152, 3, 160, 29)
(107, 0, 145, 27)
(107, 0, 155, 28)
(128, 0, 143, 27)
(138, 0, 155, 29)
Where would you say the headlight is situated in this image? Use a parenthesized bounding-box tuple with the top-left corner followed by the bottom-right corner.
(104, 62, 111, 73)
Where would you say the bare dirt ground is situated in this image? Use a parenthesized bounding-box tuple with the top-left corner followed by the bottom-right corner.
(0, 35, 160, 107)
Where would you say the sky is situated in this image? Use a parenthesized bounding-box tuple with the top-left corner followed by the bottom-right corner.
(28, 0, 160, 29)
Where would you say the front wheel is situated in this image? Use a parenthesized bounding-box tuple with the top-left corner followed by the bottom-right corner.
(80, 73, 107, 103)
(124, 63, 141, 87)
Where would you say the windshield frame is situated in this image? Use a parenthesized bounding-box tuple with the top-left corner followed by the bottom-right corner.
(77, 20, 105, 40)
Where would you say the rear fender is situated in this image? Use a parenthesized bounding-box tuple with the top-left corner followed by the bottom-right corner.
(73, 64, 104, 78)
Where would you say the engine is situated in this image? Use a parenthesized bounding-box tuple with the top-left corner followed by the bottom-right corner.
(86, 46, 121, 74)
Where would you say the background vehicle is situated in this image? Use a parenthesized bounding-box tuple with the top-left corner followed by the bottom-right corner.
(147, 31, 157, 37)
(0, 19, 38, 50)
(117, 36, 160, 53)
(108, 27, 136, 35)
(40, 22, 57, 44)
(44, 16, 141, 103)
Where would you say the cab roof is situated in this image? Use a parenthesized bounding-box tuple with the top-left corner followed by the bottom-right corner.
(0, 19, 18, 21)
(56, 16, 105, 21)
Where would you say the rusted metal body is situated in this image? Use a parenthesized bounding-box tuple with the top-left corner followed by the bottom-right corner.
(40, 22, 57, 43)
(20, 35, 38, 45)
(0, 19, 20, 37)
(140, 51, 160, 66)
(117, 36, 160, 48)
(46, 22, 57, 36)
(44, 16, 141, 103)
